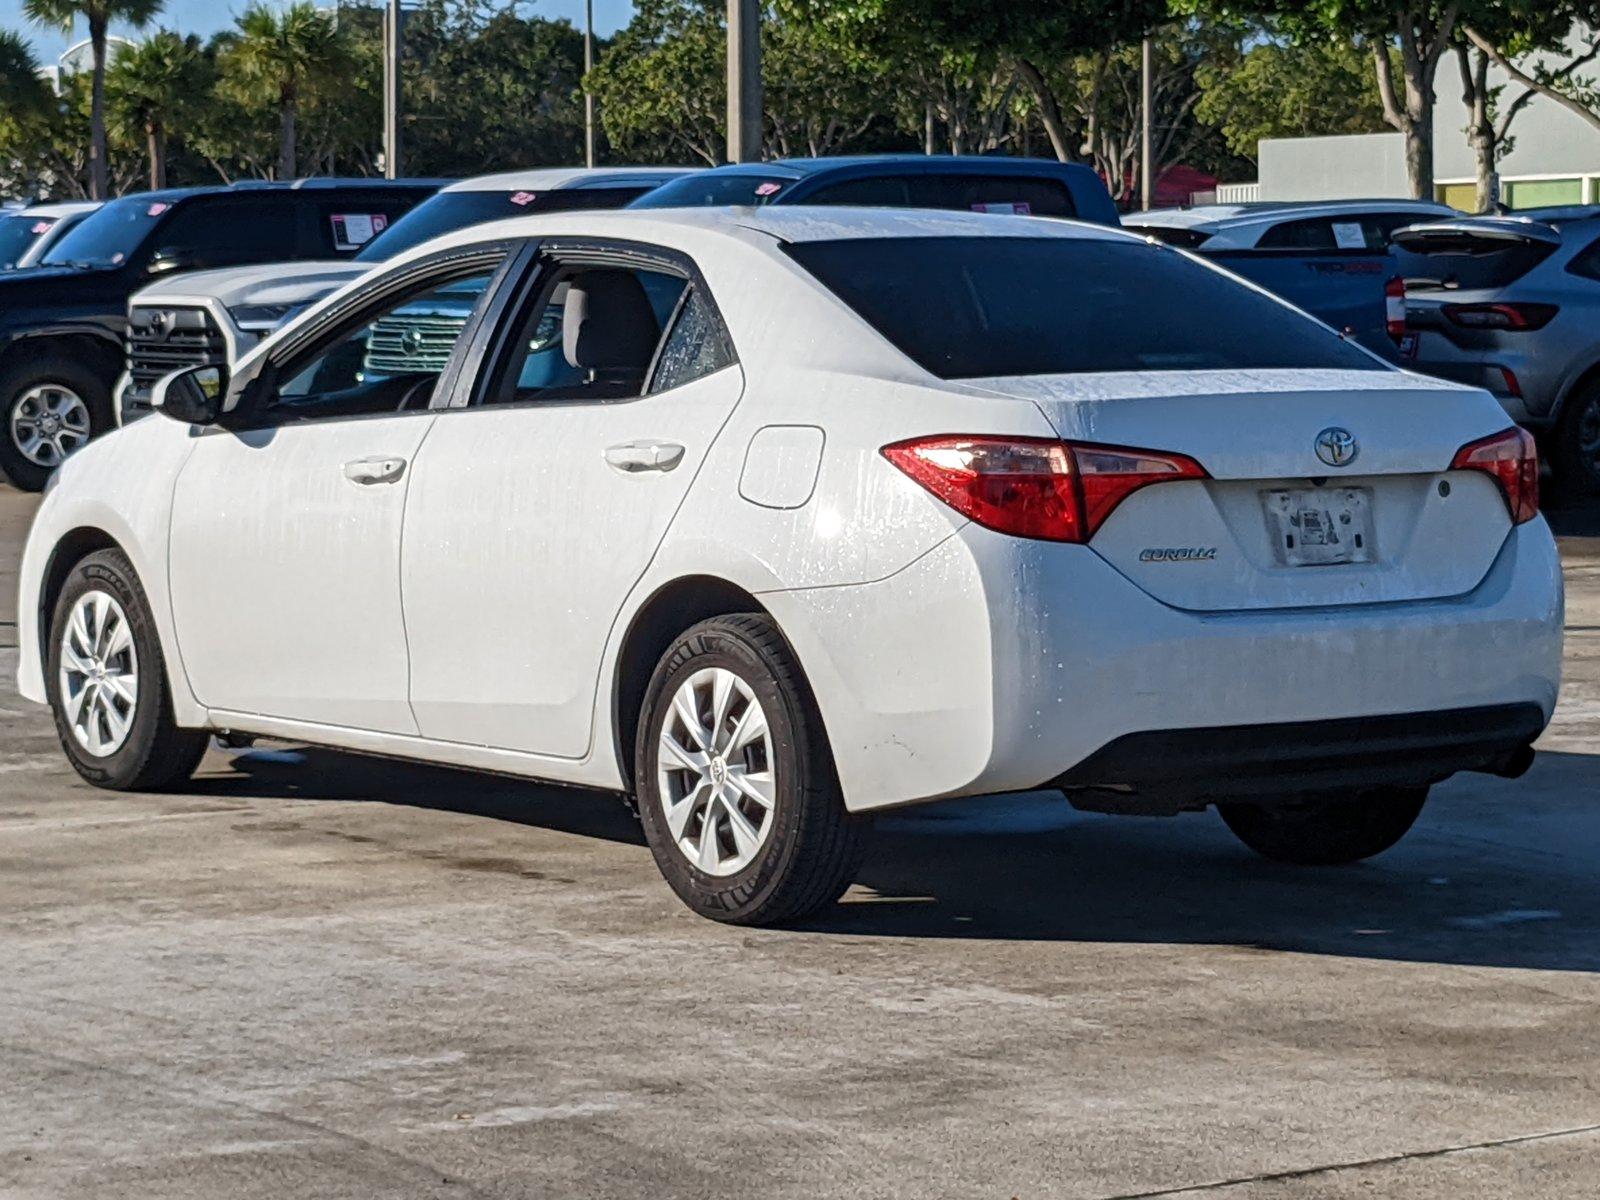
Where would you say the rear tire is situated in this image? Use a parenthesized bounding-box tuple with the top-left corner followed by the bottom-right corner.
(0, 354, 114, 492)
(46, 548, 208, 791)
(1554, 382, 1600, 499)
(1219, 786, 1428, 866)
(633, 614, 867, 926)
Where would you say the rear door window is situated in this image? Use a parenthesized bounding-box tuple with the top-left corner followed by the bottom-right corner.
(305, 194, 431, 257)
(908, 174, 1077, 217)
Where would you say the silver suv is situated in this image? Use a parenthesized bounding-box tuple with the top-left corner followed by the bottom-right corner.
(1395, 207, 1600, 493)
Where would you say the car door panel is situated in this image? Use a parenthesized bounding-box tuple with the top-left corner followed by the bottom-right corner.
(401, 367, 743, 757)
(168, 416, 435, 732)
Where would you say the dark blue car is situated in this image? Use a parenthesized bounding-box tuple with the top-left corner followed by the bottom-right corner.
(629, 156, 1121, 228)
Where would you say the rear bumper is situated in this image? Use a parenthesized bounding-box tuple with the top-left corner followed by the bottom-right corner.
(1053, 703, 1544, 811)
(766, 519, 1563, 813)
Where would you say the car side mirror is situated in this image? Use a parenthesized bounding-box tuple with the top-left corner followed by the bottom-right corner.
(152, 363, 227, 426)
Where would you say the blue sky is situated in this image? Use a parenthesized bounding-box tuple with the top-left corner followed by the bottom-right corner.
(1, 0, 636, 62)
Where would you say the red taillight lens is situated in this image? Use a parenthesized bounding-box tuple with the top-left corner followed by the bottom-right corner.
(1385, 276, 1407, 342)
(1443, 302, 1558, 331)
(882, 436, 1207, 543)
(1450, 426, 1539, 525)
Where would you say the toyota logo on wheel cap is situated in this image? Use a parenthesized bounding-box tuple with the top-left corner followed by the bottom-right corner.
(1315, 427, 1358, 468)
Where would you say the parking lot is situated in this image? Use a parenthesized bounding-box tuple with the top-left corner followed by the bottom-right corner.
(0, 484, 1595, 1199)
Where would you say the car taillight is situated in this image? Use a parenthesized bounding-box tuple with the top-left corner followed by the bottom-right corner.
(1450, 427, 1538, 525)
(1385, 276, 1407, 342)
(1443, 302, 1558, 331)
(881, 435, 1208, 543)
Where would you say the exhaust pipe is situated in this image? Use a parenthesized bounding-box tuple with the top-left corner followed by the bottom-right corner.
(1479, 744, 1536, 780)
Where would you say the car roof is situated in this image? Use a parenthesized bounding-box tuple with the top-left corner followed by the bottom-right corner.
(98, 179, 445, 206)
(442, 167, 689, 193)
(15, 200, 100, 218)
(399, 204, 1129, 264)
(669, 155, 1095, 181)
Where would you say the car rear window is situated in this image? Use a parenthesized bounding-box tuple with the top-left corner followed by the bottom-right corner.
(786, 236, 1385, 378)
(1396, 235, 1557, 291)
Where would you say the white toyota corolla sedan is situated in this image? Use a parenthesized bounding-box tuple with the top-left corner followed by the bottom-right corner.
(16, 207, 1564, 925)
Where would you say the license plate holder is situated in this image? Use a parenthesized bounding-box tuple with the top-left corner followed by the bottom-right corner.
(1263, 487, 1374, 567)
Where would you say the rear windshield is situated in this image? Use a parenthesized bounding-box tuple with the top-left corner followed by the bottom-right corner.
(786, 236, 1385, 378)
(356, 187, 651, 262)
(41, 194, 170, 268)
(0, 213, 52, 268)
(1396, 236, 1556, 291)
(629, 174, 793, 208)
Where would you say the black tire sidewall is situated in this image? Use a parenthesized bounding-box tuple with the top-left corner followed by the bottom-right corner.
(46, 550, 174, 789)
(1555, 386, 1600, 498)
(0, 354, 113, 492)
(635, 621, 819, 921)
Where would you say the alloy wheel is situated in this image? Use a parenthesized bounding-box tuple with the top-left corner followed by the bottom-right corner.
(1578, 394, 1600, 479)
(13, 383, 91, 468)
(656, 666, 775, 876)
(58, 589, 139, 758)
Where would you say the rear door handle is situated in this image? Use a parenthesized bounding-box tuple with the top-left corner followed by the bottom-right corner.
(604, 440, 686, 474)
(343, 456, 407, 485)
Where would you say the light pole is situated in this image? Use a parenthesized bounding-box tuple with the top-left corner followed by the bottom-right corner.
(1139, 36, 1153, 211)
(383, 0, 403, 179)
(726, 0, 761, 163)
(584, 0, 595, 167)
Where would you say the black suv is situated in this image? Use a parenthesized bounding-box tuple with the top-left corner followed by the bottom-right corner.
(0, 179, 438, 489)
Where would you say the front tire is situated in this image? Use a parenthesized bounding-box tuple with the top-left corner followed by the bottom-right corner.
(46, 548, 208, 790)
(0, 354, 114, 491)
(633, 614, 867, 925)
(1219, 786, 1428, 866)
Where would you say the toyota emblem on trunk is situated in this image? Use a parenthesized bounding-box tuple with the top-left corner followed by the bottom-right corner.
(1315, 427, 1358, 468)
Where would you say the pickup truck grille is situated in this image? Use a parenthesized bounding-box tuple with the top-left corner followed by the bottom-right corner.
(363, 310, 465, 376)
(126, 305, 227, 400)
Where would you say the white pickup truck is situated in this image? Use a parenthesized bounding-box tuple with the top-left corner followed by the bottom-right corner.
(117, 168, 686, 422)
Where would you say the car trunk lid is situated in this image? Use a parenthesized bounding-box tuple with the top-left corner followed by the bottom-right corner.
(961, 368, 1518, 612)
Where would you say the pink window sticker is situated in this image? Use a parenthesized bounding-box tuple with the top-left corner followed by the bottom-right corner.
(30, 221, 52, 235)
(754, 181, 784, 197)
(971, 201, 1032, 216)
(147, 201, 171, 217)
(509, 191, 537, 206)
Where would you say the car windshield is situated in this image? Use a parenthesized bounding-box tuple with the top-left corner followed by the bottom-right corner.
(0, 213, 53, 268)
(786, 235, 1386, 378)
(628, 173, 792, 208)
(40, 195, 171, 268)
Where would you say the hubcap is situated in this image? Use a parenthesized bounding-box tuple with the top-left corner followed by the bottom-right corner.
(656, 666, 775, 877)
(13, 383, 91, 468)
(58, 590, 138, 758)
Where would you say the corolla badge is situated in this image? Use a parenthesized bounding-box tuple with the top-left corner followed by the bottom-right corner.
(1314, 427, 1358, 468)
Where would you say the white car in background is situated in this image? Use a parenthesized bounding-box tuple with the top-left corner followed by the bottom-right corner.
(20, 208, 1563, 925)
(116, 167, 686, 421)
(0, 201, 101, 270)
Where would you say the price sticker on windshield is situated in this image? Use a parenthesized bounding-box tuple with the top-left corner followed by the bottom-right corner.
(331, 212, 385, 251)
(971, 202, 1032, 215)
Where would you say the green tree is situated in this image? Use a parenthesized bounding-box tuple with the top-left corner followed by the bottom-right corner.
(0, 28, 50, 120)
(1195, 35, 1390, 158)
(106, 29, 207, 188)
(23, 0, 164, 199)
(223, 2, 352, 179)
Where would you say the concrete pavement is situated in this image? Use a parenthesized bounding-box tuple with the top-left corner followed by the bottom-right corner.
(1, 489, 1597, 1199)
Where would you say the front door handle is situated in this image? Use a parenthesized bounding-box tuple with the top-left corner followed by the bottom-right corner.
(343, 456, 407, 485)
(604, 440, 686, 474)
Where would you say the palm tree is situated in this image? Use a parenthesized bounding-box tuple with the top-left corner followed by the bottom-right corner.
(107, 30, 203, 188)
(228, 2, 349, 180)
(0, 29, 51, 121)
(24, 0, 164, 200)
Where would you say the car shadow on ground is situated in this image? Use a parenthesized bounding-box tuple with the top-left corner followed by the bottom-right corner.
(203, 742, 1600, 972)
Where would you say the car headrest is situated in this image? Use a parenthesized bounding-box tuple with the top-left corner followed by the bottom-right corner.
(562, 269, 662, 375)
